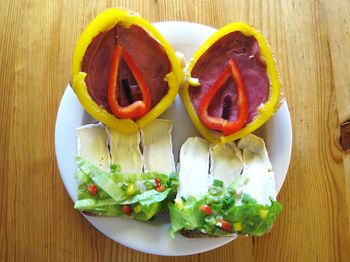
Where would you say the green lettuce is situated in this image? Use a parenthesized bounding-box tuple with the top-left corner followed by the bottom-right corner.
(74, 156, 178, 221)
(169, 178, 283, 237)
(169, 196, 207, 237)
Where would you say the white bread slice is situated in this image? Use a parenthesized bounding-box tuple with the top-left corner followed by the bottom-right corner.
(76, 123, 110, 171)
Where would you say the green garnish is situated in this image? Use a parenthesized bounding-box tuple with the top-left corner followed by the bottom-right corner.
(74, 156, 178, 221)
(110, 163, 121, 173)
(169, 176, 283, 238)
(213, 179, 224, 187)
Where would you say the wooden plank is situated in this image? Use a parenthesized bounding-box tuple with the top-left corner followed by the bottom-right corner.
(321, 1, 350, 260)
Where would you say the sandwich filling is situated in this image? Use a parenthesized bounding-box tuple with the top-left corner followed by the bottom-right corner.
(189, 31, 269, 127)
(74, 120, 177, 220)
(82, 24, 171, 116)
(169, 134, 282, 237)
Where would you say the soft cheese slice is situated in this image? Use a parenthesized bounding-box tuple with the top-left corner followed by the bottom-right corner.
(76, 123, 110, 171)
(237, 134, 276, 205)
(107, 128, 142, 174)
(141, 119, 175, 174)
(177, 137, 210, 198)
(210, 143, 243, 187)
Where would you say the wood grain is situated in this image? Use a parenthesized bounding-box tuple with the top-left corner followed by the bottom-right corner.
(1, 0, 350, 261)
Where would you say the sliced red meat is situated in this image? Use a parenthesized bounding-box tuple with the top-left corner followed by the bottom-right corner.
(82, 24, 171, 112)
(190, 31, 269, 123)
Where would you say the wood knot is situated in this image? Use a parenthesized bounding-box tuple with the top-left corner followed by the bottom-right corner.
(335, 120, 350, 152)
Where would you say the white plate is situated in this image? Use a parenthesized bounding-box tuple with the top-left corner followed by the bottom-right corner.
(55, 21, 292, 256)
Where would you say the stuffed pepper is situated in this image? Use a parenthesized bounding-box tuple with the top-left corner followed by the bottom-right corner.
(181, 22, 281, 143)
(72, 8, 183, 134)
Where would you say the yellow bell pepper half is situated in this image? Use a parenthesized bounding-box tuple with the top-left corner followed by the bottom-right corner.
(180, 22, 281, 144)
(72, 8, 183, 134)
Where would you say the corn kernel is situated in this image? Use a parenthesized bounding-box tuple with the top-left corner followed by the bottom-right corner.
(134, 205, 142, 213)
(127, 183, 136, 196)
(233, 222, 243, 232)
(259, 209, 269, 219)
(175, 199, 184, 210)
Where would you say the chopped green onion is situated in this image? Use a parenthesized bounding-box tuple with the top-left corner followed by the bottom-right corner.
(110, 163, 121, 173)
(206, 195, 214, 204)
(121, 182, 128, 190)
(215, 215, 223, 221)
(223, 193, 235, 208)
(213, 196, 221, 203)
(143, 181, 154, 190)
(224, 193, 231, 199)
(205, 216, 216, 225)
(209, 187, 220, 195)
(242, 193, 252, 203)
(211, 203, 223, 212)
(213, 179, 224, 187)
(98, 191, 109, 199)
(227, 186, 236, 195)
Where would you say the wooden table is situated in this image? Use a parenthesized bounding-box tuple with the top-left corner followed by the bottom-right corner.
(1, 0, 350, 261)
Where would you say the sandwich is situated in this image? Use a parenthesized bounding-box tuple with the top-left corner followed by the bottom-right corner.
(169, 134, 283, 237)
(74, 119, 178, 221)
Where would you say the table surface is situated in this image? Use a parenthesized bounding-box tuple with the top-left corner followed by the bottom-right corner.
(1, 0, 350, 261)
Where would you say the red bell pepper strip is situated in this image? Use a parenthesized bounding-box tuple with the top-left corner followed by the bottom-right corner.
(197, 58, 248, 136)
(108, 44, 151, 119)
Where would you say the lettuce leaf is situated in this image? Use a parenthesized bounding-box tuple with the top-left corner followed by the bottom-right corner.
(169, 196, 207, 237)
(75, 156, 128, 203)
(74, 156, 177, 221)
(169, 196, 283, 237)
(169, 179, 283, 239)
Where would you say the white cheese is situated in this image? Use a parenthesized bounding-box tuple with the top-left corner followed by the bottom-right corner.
(177, 137, 210, 198)
(175, 51, 186, 69)
(210, 142, 243, 187)
(141, 119, 175, 174)
(237, 134, 276, 205)
(107, 128, 142, 174)
(76, 123, 110, 171)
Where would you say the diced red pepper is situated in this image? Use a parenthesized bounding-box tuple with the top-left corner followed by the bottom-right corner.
(155, 185, 166, 192)
(154, 178, 161, 185)
(154, 177, 166, 191)
(199, 204, 213, 216)
(121, 205, 132, 216)
(87, 184, 98, 196)
(219, 219, 232, 232)
(197, 58, 248, 136)
(108, 44, 151, 119)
